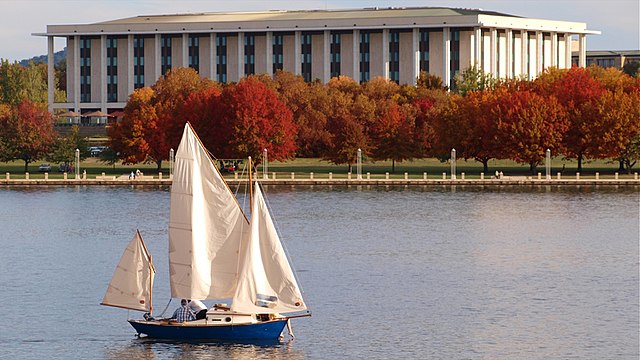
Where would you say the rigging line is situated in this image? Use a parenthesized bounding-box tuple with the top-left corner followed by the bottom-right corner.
(259, 183, 309, 300)
(158, 298, 172, 317)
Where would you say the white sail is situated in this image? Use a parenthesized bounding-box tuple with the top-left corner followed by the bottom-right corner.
(231, 182, 307, 314)
(101, 230, 155, 312)
(169, 123, 248, 300)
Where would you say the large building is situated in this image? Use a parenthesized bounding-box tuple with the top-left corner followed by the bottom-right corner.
(36, 7, 598, 114)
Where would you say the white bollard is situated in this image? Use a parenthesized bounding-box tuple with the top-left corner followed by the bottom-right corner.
(366, 172, 370, 180)
(576, 172, 580, 180)
(291, 172, 295, 180)
(234, 173, 238, 180)
(635, 172, 638, 180)
(159, 172, 163, 180)
(25, 172, 29, 180)
(499, 171, 503, 179)
(615, 172, 619, 180)
(44, 173, 48, 180)
(63, 172, 67, 180)
(347, 172, 352, 180)
(461, 172, 465, 180)
(595, 172, 599, 180)
(272, 172, 276, 180)
(310, 172, 314, 180)
(328, 172, 332, 180)
(5, 172, 9, 180)
(82, 170, 86, 180)
(423, 172, 427, 180)
(442, 172, 446, 180)
(404, 172, 408, 180)
(385, 172, 389, 180)
(480, 172, 484, 180)
(537, 172, 541, 180)
(557, 172, 561, 180)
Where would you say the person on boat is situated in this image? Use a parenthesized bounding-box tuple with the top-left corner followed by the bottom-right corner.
(171, 299, 195, 322)
(188, 299, 207, 320)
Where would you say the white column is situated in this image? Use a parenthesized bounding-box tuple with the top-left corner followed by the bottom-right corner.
(182, 33, 189, 68)
(47, 36, 54, 113)
(266, 31, 273, 77)
(294, 31, 301, 76)
(154, 34, 161, 81)
(536, 31, 543, 75)
(127, 34, 134, 96)
(506, 29, 513, 78)
(490, 28, 497, 77)
(412, 28, 419, 85)
(565, 33, 573, 69)
(323, 30, 331, 83)
(382, 28, 389, 80)
(210, 33, 216, 80)
(100, 35, 107, 112)
(579, 34, 586, 67)
(474, 27, 481, 67)
(353, 29, 360, 83)
(74, 35, 80, 111)
(521, 30, 528, 78)
(442, 27, 451, 88)
(551, 32, 558, 67)
(238, 32, 244, 80)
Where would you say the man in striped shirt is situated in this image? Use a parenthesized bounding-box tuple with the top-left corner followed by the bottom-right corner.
(171, 299, 196, 322)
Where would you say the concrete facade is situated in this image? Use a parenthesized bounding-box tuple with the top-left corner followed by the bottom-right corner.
(36, 7, 598, 113)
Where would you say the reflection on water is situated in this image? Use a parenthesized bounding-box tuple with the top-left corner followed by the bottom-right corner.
(1, 185, 638, 359)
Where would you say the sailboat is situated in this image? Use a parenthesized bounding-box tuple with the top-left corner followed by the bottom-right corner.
(102, 123, 310, 341)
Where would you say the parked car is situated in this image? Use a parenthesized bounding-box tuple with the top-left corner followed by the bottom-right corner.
(38, 164, 52, 172)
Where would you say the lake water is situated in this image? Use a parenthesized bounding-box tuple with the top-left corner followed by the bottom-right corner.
(0, 185, 638, 359)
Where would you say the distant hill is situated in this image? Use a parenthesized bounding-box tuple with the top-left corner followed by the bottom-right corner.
(19, 48, 66, 67)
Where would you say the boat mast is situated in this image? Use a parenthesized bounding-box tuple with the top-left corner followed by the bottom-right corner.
(248, 156, 253, 213)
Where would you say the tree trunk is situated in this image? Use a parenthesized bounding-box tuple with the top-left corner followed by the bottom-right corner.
(156, 159, 162, 171)
(347, 163, 352, 173)
(577, 153, 583, 172)
(529, 162, 536, 174)
(482, 159, 489, 174)
(392, 159, 395, 174)
(23, 160, 29, 173)
(618, 159, 625, 172)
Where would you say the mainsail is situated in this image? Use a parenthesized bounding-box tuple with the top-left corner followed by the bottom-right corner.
(101, 230, 155, 312)
(231, 182, 307, 314)
(169, 124, 248, 300)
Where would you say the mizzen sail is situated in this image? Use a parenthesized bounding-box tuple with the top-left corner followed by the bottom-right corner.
(101, 230, 155, 312)
(169, 123, 248, 300)
(231, 182, 307, 314)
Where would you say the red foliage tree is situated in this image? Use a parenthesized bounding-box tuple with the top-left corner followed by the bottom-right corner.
(370, 101, 418, 172)
(219, 76, 297, 163)
(0, 100, 56, 172)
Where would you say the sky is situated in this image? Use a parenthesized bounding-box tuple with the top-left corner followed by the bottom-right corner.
(0, 0, 638, 62)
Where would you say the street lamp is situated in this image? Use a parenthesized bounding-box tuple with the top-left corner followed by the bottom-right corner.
(357, 148, 362, 180)
(75, 148, 80, 180)
(546, 149, 551, 180)
(451, 148, 457, 180)
(263, 148, 268, 179)
(169, 148, 174, 178)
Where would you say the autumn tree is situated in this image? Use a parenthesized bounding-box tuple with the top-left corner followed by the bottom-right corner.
(181, 87, 225, 155)
(369, 101, 418, 172)
(0, 100, 56, 171)
(533, 67, 606, 171)
(219, 76, 297, 162)
(493, 88, 568, 172)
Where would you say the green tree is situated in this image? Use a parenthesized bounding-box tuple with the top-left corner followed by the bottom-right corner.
(453, 64, 495, 96)
(47, 125, 89, 166)
(622, 61, 640, 78)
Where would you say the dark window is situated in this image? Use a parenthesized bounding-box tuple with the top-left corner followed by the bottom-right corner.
(389, 30, 400, 83)
(419, 29, 430, 73)
(189, 35, 199, 73)
(216, 34, 227, 83)
(330, 32, 341, 78)
(244, 34, 255, 75)
(80, 37, 91, 102)
(161, 35, 172, 75)
(133, 36, 144, 89)
(359, 31, 370, 83)
(301, 33, 312, 82)
(107, 36, 118, 102)
(272, 33, 284, 73)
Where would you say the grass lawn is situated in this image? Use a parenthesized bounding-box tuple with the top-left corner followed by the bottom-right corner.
(1, 156, 636, 180)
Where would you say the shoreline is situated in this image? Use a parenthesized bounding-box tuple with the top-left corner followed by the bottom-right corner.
(1, 178, 639, 187)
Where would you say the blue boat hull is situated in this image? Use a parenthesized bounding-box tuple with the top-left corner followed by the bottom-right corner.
(128, 319, 288, 341)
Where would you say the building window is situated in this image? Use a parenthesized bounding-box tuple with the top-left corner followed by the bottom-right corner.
(189, 35, 199, 73)
(273, 33, 283, 74)
(360, 31, 370, 83)
(244, 33, 255, 75)
(107, 36, 118, 102)
(216, 34, 227, 83)
(451, 29, 460, 86)
(330, 32, 341, 78)
(419, 29, 430, 73)
(389, 30, 400, 83)
(80, 37, 91, 103)
(161, 35, 172, 75)
(133, 36, 144, 89)
(301, 33, 312, 82)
